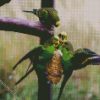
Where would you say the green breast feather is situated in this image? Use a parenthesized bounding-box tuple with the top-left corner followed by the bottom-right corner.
(59, 46, 73, 72)
(37, 45, 73, 72)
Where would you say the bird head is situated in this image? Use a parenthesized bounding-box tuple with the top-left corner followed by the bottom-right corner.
(46, 8, 60, 27)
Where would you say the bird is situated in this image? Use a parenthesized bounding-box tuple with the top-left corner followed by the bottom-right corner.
(23, 8, 60, 28)
(0, 0, 11, 6)
(57, 48, 100, 100)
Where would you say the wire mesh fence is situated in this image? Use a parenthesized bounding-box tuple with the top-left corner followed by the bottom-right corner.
(0, 0, 100, 100)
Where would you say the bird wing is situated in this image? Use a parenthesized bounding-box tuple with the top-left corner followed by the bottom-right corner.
(76, 48, 100, 66)
(82, 55, 100, 65)
(71, 48, 100, 70)
(13, 46, 42, 85)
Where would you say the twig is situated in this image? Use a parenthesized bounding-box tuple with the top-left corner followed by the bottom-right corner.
(0, 17, 53, 38)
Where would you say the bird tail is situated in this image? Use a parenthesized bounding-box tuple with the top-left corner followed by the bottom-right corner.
(23, 9, 38, 15)
(23, 10, 33, 14)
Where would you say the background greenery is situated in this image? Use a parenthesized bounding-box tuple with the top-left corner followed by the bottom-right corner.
(0, 0, 100, 100)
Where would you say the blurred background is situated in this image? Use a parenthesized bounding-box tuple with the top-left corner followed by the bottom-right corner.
(0, 0, 100, 100)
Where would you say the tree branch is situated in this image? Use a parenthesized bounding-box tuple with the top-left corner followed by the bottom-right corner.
(0, 17, 53, 38)
(40, 0, 55, 100)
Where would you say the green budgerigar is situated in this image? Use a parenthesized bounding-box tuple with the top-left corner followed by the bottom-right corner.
(23, 8, 60, 27)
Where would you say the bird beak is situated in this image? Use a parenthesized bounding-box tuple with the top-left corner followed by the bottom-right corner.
(55, 21, 61, 27)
